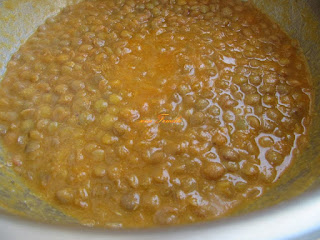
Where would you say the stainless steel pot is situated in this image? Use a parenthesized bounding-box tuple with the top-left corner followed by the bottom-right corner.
(0, 0, 319, 239)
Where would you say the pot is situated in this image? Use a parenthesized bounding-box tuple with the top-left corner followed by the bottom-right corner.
(0, 0, 320, 239)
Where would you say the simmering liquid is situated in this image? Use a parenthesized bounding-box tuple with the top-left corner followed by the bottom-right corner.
(0, 0, 312, 228)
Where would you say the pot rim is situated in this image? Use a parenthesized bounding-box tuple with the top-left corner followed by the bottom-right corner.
(1, 187, 320, 240)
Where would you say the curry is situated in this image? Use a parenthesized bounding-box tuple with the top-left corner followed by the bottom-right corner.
(0, 0, 312, 228)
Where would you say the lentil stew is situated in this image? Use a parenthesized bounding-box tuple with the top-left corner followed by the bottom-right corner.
(0, 0, 312, 228)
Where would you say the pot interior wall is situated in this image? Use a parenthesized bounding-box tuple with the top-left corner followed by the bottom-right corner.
(0, 0, 319, 225)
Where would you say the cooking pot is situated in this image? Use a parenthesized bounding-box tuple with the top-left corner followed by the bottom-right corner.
(0, 0, 320, 239)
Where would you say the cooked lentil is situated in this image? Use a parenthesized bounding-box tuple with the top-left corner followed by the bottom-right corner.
(0, 0, 312, 228)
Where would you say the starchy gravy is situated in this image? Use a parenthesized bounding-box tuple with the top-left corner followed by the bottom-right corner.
(0, 0, 312, 228)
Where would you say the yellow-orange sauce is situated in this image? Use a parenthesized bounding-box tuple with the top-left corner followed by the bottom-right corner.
(0, 0, 312, 228)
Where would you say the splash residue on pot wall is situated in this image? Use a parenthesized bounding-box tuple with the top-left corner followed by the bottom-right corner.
(0, 0, 81, 77)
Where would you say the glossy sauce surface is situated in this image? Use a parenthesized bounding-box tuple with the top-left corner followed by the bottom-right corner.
(0, 0, 312, 228)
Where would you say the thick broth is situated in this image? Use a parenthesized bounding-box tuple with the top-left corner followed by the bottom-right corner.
(0, 0, 312, 228)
